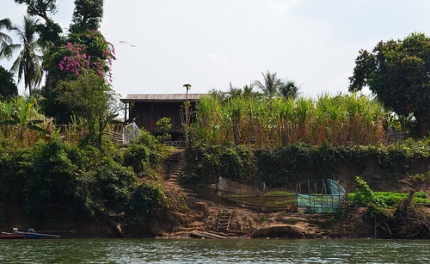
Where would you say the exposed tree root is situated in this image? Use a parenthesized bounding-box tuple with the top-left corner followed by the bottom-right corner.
(377, 191, 430, 239)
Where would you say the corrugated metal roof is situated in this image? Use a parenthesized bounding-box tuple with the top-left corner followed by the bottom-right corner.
(121, 94, 204, 102)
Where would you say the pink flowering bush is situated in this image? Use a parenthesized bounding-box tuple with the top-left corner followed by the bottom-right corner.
(45, 29, 115, 87)
(57, 42, 87, 77)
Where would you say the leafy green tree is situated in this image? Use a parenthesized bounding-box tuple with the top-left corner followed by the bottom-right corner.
(9, 16, 43, 96)
(69, 0, 104, 34)
(55, 69, 120, 148)
(15, 0, 57, 23)
(0, 66, 18, 99)
(349, 33, 430, 137)
(254, 71, 284, 98)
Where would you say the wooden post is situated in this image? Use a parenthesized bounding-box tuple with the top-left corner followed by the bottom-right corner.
(183, 84, 191, 148)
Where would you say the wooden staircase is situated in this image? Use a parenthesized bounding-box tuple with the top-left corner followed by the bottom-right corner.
(216, 210, 234, 233)
(166, 150, 186, 184)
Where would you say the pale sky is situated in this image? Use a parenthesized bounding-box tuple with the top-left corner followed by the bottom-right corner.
(2, 0, 430, 99)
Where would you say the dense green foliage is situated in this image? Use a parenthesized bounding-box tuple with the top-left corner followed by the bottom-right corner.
(54, 70, 120, 147)
(70, 0, 104, 34)
(14, 0, 58, 21)
(0, 0, 257, 233)
(127, 182, 168, 219)
(184, 138, 430, 190)
(0, 130, 170, 227)
(350, 33, 430, 137)
(124, 130, 169, 175)
(0, 66, 18, 99)
(183, 143, 258, 185)
(123, 144, 150, 175)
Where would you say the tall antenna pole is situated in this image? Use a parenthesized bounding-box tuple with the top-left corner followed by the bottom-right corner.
(183, 84, 192, 147)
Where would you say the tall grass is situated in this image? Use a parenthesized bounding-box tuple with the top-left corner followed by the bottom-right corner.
(191, 93, 387, 147)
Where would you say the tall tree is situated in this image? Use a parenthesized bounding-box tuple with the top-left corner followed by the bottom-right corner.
(10, 16, 43, 96)
(349, 32, 430, 137)
(55, 69, 120, 147)
(42, 29, 115, 122)
(70, 0, 104, 34)
(15, 0, 57, 24)
(254, 71, 284, 98)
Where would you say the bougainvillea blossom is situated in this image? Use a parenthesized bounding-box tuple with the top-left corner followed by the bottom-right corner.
(53, 30, 115, 83)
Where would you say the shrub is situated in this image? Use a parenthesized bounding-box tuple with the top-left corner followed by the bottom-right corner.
(22, 139, 81, 222)
(127, 182, 168, 219)
(123, 144, 149, 174)
(350, 176, 382, 206)
(154, 117, 172, 143)
(95, 156, 137, 209)
(123, 130, 170, 177)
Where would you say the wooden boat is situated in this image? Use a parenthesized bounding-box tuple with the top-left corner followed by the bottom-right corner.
(0, 228, 59, 239)
(0, 233, 25, 239)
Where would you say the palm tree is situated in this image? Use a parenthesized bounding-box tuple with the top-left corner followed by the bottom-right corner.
(278, 80, 300, 99)
(254, 71, 284, 98)
(0, 18, 17, 59)
(10, 16, 43, 96)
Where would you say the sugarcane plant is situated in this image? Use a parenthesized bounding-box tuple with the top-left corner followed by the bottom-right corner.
(191, 93, 388, 147)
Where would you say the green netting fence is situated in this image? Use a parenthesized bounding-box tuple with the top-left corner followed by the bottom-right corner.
(296, 179, 345, 214)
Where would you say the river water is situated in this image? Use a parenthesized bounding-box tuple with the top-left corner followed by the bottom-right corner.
(1, 238, 429, 263)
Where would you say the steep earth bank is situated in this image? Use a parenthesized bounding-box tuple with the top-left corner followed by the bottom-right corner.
(3, 149, 429, 239)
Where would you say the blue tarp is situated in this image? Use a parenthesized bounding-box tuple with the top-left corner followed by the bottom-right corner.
(326, 179, 346, 195)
